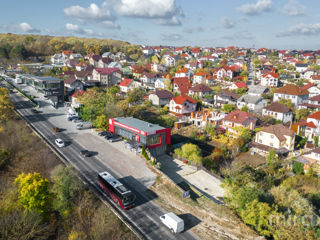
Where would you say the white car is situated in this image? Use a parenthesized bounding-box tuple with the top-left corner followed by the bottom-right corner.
(55, 138, 65, 148)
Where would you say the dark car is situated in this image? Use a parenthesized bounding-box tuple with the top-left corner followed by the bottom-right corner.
(108, 135, 122, 142)
(98, 131, 108, 136)
(80, 150, 91, 157)
(104, 132, 113, 140)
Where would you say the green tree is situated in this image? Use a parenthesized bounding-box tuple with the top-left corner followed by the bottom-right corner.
(223, 104, 236, 113)
(295, 108, 309, 122)
(278, 98, 293, 109)
(235, 87, 247, 95)
(314, 136, 319, 147)
(126, 88, 146, 103)
(51, 166, 81, 216)
(241, 105, 249, 112)
(94, 114, 108, 130)
(14, 172, 51, 215)
(174, 143, 202, 164)
(266, 150, 280, 176)
(292, 161, 304, 175)
(9, 44, 28, 60)
(240, 199, 275, 237)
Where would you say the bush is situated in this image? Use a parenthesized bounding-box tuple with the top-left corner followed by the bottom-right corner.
(0, 149, 10, 169)
(202, 158, 218, 173)
(292, 161, 304, 175)
(141, 146, 149, 161)
(174, 143, 202, 164)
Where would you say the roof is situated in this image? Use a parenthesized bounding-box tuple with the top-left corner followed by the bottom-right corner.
(189, 84, 212, 93)
(274, 84, 309, 96)
(152, 89, 174, 99)
(219, 90, 241, 100)
(296, 63, 308, 67)
(65, 76, 77, 85)
(262, 72, 279, 79)
(261, 124, 295, 142)
(113, 117, 165, 133)
(309, 94, 320, 101)
(176, 68, 189, 73)
(300, 83, 314, 90)
(311, 75, 320, 80)
(72, 90, 85, 98)
(91, 55, 101, 61)
(95, 68, 120, 75)
(237, 94, 265, 104)
(172, 95, 198, 105)
(248, 85, 268, 95)
(234, 82, 248, 88)
(263, 102, 291, 113)
(119, 78, 133, 87)
(194, 71, 208, 76)
(298, 121, 316, 128)
(173, 77, 192, 94)
(224, 110, 256, 124)
(307, 111, 320, 120)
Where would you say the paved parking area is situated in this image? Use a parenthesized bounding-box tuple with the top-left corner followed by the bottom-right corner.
(75, 132, 156, 190)
(157, 155, 225, 202)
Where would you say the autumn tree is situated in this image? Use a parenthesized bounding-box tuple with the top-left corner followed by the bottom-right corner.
(0, 88, 14, 123)
(51, 165, 82, 216)
(14, 172, 51, 215)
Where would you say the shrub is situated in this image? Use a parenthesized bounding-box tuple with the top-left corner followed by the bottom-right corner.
(292, 161, 304, 175)
(174, 143, 202, 164)
(0, 149, 10, 169)
(141, 146, 149, 161)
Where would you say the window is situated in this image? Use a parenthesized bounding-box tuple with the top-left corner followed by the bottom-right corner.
(147, 135, 161, 145)
(271, 135, 274, 139)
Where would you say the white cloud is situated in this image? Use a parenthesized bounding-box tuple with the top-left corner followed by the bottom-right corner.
(283, 0, 306, 16)
(277, 23, 320, 37)
(237, 0, 272, 15)
(220, 17, 235, 29)
(65, 23, 102, 36)
(19, 22, 40, 33)
(64, 3, 115, 22)
(157, 16, 181, 26)
(161, 33, 182, 41)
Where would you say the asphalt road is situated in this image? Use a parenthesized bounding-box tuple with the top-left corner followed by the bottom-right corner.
(3, 77, 198, 240)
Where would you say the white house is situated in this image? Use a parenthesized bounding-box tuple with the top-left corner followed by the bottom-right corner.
(188, 84, 213, 98)
(175, 68, 192, 78)
(295, 63, 308, 73)
(262, 102, 293, 124)
(300, 83, 320, 98)
(193, 71, 209, 84)
(148, 89, 173, 106)
(260, 72, 279, 87)
(273, 84, 309, 107)
(169, 95, 197, 115)
(154, 78, 166, 89)
(119, 79, 135, 93)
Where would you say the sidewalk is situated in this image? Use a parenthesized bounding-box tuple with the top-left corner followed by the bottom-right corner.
(157, 155, 225, 204)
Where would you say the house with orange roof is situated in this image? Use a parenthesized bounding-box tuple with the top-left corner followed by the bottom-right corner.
(273, 84, 309, 107)
(229, 81, 248, 90)
(260, 72, 279, 87)
(296, 147, 320, 174)
(175, 68, 192, 78)
(222, 110, 257, 131)
(169, 95, 197, 115)
(193, 71, 209, 84)
(71, 90, 85, 108)
(300, 83, 320, 97)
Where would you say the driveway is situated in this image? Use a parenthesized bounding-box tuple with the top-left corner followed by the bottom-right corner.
(75, 132, 157, 191)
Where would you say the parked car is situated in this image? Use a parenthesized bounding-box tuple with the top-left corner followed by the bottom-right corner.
(104, 133, 114, 140)
(55, 138, 65, 148)
(108, 135, 122, 142)
(80, 150, 90, 157)
(76, 121, 92, 130)
(98, 131, 110, 136)
(53, 127, 60, 132)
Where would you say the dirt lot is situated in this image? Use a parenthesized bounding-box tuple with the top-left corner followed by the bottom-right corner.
(233, 151, 266, 168)
(149, 174, 260, 240)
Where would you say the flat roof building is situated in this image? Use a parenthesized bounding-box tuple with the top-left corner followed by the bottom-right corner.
(109, 117, 171, 157)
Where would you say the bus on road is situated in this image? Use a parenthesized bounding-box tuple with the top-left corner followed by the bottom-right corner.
(97, 171, 136, 210)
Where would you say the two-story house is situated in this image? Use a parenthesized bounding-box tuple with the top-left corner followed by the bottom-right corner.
(260, 72, 279, 87)
(300, 83, 320, 98)
(172, 77, 192, 95)
(262, 102, 293, 124)
(273, 84, 309, 107)
(92, 68, 121, 87)
(148, 89, 174, 106)
(190, 109, 226, 128)
(252, 124, 295, 155)
(229, 82, 248, 91)
(297, 147, 320, 174)
(193, 71, 209, 84)
(214, 90, 240, 107)
(169, 95, 197, 116)
(297, 111, 320, 143)
(89, 55, 101, 67)
(175, 68, 192, 78)
(188, 84, 213, 98)
(237, 94, 267, 113)
(119, 78, 135, 93)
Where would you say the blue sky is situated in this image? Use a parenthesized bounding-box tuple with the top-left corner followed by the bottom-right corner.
(1, 0, 320, 49)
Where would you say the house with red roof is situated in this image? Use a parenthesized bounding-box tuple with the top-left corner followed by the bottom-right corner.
(120, 79, 135, 93)
(311, 75, 320, 84)
(222, 110, 257, 131)
(260, 72, 279, 87)
(300, 83, 320, 98)
(71, 90, 85, 108)
(89, 55, 101, 67)
(172, 77, 192, 95)
(298, 94, 320, 110)
(92, 68, 121, 87)
(214, 66, 234, 80)
(169, 95, 197, 115)
(297, 110, 320, 143)
(229, 81, 248, 90)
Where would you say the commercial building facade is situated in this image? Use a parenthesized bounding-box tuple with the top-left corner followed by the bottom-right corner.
(109, 117, 171, 156)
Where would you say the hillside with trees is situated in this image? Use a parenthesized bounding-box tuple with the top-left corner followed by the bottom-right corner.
(0, 33, 142, 64)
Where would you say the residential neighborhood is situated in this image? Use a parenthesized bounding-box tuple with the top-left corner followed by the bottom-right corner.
(1, 1, 320, 239)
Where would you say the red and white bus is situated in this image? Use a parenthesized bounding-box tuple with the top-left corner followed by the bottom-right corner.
(97, 172, 136, 210)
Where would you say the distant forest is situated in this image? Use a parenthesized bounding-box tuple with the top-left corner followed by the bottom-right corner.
(0, 33, 142, 64)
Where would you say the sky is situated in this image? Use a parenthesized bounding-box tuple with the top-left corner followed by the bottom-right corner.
(1, 0, 320, 50)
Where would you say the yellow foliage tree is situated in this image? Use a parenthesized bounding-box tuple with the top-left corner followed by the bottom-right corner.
(0, 87, 14, 123)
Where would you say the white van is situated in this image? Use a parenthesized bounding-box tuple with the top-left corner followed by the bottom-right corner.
(159, 212, 184, 234)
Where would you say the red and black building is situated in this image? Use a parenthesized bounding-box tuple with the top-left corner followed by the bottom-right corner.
(109, 117, 171, 156)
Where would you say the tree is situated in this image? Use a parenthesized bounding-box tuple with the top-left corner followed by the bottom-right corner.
(151, 55, 159, 64)
(0, 88, 14, 123)
(94, 114, 108, 130)
(174, 143, 202, 164)
(295, 108, 309, 122)
(279, 98, 293, 109)
(314, 136, 319, 147)
(266, 150, 280, 176)
(292, 161, 304, 175)
(223, 104, 236, 113)
(235, 87, 247, 95)
(241, 105, 249, 112)
(14, 172, 51, 215)
(9, 44, 28, 60)
(126, 88, 146, 103)
(51, 165, 82, 216)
